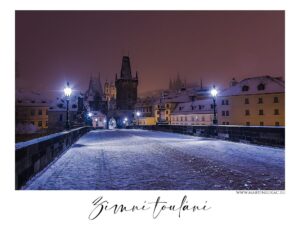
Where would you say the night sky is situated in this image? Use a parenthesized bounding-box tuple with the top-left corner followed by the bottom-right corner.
(15, 11, 284, 97)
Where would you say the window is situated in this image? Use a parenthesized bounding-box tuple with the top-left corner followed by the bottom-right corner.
(31, 100, 35, 103)
(226, 122, 229, 125)
(166, 110, 169, 114)
(222, 111, 225, 116)
(257, 83, 265, 91)
(38, 109, 42, 115)
(258, 98, 263, 104)
(274, 97, 279, 103)
(18, 100, 22, 103)
(225, 100, 229, 105)
(260, 121, 264, 126)
(246, 122, 250, 126)
(222, 100, 225, 105)
(245, 110, 250, 116)
(72, 104, 77, 109)
(259, 109, 264, 115)
(226, 111, 229, 116)
(242, 85, 249, 92)
(275, 122, 280, 126)
(166, 104, 169, 108)
(59, 114, 63, 121)
(30, 109, 35, 116)
(245, 98, 249, 104)
(274, 109, 279, 115)
(222, 122, 225, 125)
(38, 121, 42, 127)
(46, 121, 48, 127)
(198, 105, 202, 110)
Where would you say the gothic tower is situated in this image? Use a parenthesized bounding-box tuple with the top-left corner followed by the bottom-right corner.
(115, 56, 138, 110)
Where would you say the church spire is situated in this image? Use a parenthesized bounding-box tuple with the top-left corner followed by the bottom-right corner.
(120, 56, 132, 79)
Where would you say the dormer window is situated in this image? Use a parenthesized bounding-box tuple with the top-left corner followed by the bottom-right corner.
(257, 83, 265, 91)
(242, 85, 249, 92)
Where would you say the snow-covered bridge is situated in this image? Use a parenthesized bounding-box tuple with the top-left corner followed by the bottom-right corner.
(24, 129, 284, 190)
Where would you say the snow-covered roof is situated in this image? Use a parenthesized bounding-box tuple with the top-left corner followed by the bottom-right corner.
(152, 87, 211, 105)
(219, 76, 284, 97)
(16, 89, 52, 107)
(172, 99, 213, 115)
(49, 94, 81, 112)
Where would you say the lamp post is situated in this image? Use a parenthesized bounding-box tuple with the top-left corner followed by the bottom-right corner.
(64, 82, 72, 130)
(136, 111, 141, 126)
(211, 85, 218, 125)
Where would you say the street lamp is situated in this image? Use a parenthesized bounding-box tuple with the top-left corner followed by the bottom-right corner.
(88, 112, 92, 117)
(136, 111, 141, 126)
(210, 85, 218, 125)
(64, 82, 72, 130)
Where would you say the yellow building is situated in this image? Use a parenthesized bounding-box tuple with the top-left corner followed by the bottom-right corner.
(217, 76, 285, 126)
(136, 116, 156, 125)
(16, 90, 50, 132)
(104, 80, 116, 101)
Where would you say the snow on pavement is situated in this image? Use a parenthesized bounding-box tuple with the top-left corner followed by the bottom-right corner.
(24, 129, 284, 190)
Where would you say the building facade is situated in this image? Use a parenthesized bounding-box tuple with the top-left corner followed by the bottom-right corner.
(217, 76, 285, 126)
(16, 89, 50, 133)
(48, 94, 85, 131)
(171, 99, 213, 126)
(134, 96, 156, 125)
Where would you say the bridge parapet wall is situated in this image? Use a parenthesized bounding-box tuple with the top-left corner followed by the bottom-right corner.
(134, 125, 284, 148)
(15, 126, 92, 189)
